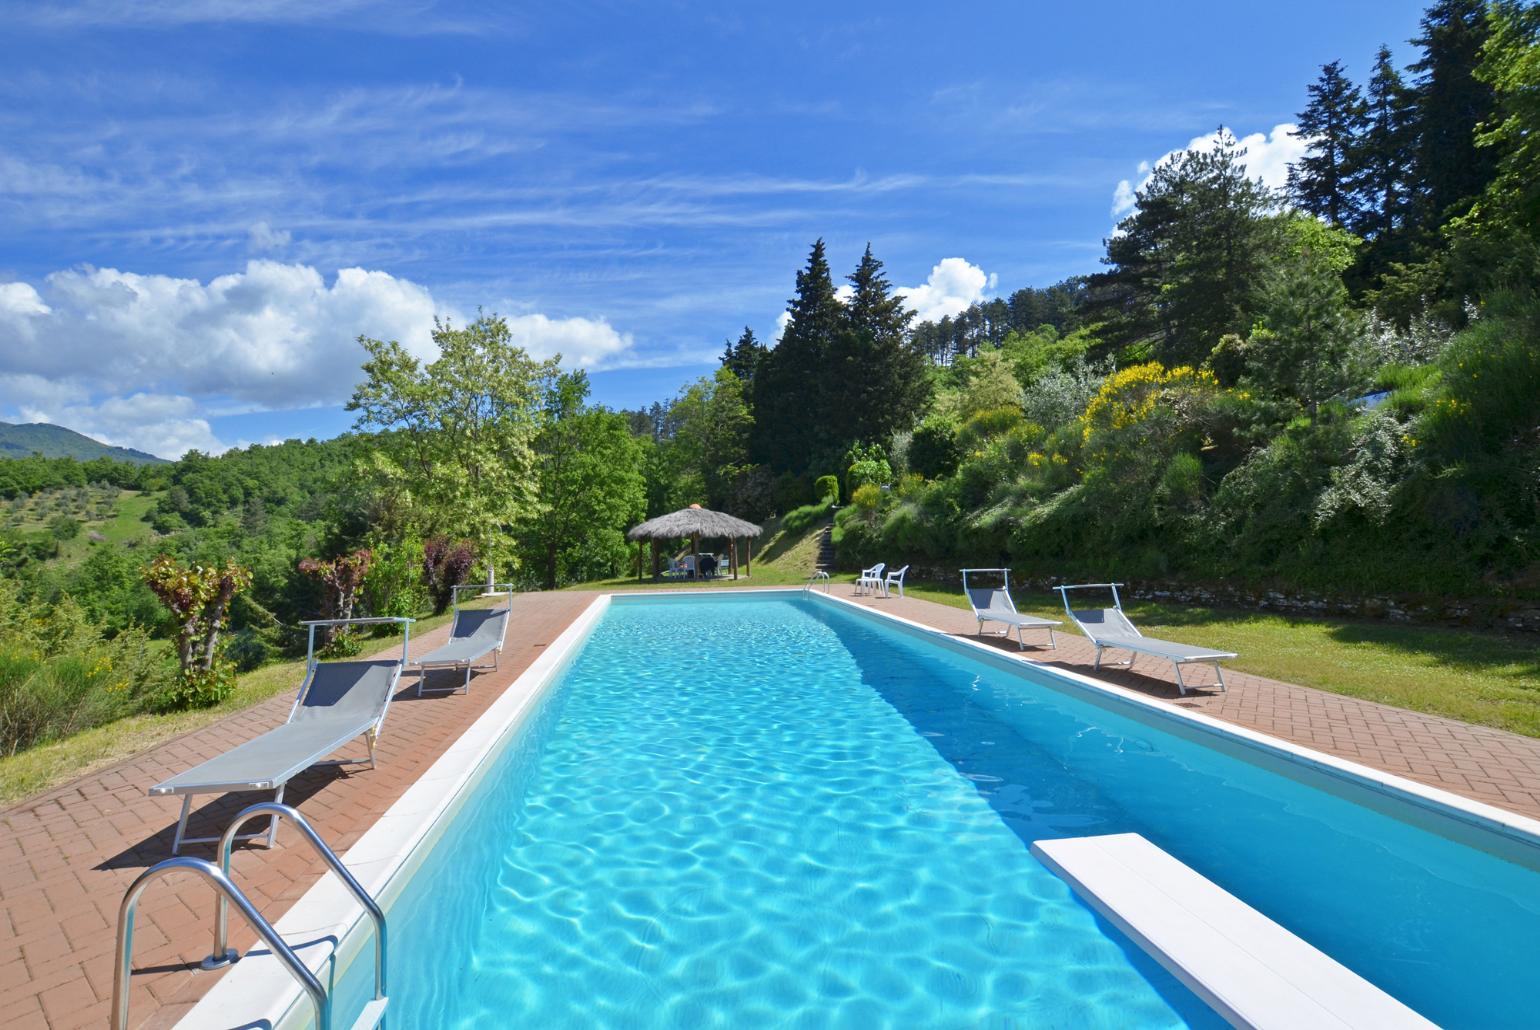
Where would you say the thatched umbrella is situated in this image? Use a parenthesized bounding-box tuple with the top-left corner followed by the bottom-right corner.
(627, 504, 764, 581)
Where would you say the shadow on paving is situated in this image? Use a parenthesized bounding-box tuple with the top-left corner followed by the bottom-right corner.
(96, 765, 349, 870)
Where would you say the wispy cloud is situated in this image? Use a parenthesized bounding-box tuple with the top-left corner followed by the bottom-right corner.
(1, 0, 514, 35)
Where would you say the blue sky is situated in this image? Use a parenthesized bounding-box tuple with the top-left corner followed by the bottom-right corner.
(0, 1, 1427, 458)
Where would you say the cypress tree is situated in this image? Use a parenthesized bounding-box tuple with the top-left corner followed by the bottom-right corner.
(826, 245, 930, 449)
(751, 239, 845, 473)
(1288, 61, 1369, 226)
(720, 326, 766, 387)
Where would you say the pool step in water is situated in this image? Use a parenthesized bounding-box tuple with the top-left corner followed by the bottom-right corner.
(1030, 833, 1438, 1030)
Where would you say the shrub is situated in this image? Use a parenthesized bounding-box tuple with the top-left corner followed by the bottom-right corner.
(0, 583, 172, 755)
(850, 483, 883, 511)
(362, 539, 429, 620)
(771, 472, 810, 515)
(909, 418, 961, 479)
(958, 407, 1026, 450)
(781, 500, 833, 536)
(422, 537, 477, 614)
(226, 629, 271, 673)
(813, 475, 839, 505)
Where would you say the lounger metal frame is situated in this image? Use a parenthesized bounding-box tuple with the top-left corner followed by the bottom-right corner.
(961, 568, 1060, 649)
(151, 616, 413, 853)
(1054, 582, 1235, 694)
(414, 583, 513, 695)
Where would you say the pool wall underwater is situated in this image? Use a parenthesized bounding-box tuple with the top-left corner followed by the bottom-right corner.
(179, 589, 1540, 1028)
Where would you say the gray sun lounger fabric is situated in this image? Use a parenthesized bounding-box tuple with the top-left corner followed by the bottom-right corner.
(150, 659, 402, 853)
(1056, 585, 1237, 695)
(961, 570, 1060, 650)
(415, 606, 509, 694)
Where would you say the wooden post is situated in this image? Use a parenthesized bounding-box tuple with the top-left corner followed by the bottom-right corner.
(691, 533, 699, 580)
(636, 541, 643, 582)
(745, 537, 752, 577)
(729, 537, 739, 580)
(651, 539, 660, 579)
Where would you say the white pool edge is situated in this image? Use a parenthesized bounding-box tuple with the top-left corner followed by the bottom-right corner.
(178, 585, 1540, 1028)
(807, 589, 1540, 848)
(176, 592, 613, 1030)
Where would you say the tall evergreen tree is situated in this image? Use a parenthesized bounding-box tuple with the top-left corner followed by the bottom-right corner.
(1090, 131, 1279, 364)
(825, 245, 930, 448)
(1409, 0, 1498, 224)
(1288, 61, 1369, 226)
(1353, 46, 1419, 255)
(751, 239, 845, 473)
(720, 326, 767, 387)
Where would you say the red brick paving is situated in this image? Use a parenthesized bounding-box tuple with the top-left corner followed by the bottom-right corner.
(4, 586, 1540, 1028)
(0, 591, 596, 1029)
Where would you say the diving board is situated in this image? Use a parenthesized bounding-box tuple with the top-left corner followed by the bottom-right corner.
(1030, 833, 1436, 1030)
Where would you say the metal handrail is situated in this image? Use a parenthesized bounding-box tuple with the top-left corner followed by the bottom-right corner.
(212, 802, 387, 1008)
(112, 856, 328, 1030)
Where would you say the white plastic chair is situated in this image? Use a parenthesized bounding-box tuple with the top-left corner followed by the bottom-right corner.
(882, 564, 909, 598)
(855, 562, 885, 596)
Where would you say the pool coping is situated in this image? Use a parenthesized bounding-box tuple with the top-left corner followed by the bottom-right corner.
(177, 586, 1540, 1028)
(809, 589, 1540, 851)
(175, 592, 615, 1030)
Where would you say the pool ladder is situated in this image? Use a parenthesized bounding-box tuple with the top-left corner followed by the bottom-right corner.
(112, 802, 388, 1030)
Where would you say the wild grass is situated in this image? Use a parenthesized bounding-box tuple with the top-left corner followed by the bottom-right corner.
(0, 611, 452, 808)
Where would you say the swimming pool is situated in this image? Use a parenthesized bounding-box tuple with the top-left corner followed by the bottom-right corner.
(208, 592, 1540, 1027)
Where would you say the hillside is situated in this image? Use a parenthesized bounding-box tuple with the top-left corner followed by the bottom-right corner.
(0, 421, 167, 465)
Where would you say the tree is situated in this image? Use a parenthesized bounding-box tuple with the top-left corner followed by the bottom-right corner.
(661, 368, 753, 511)
(422, 537, 477, 614)
(144, 556, 251, 709)
(1243, 215, 1369, 411)
(752, 239, 844, 473)
(1289, 61, 1369, 226)
(298, 548, 374, 648)
(348, 313, 557, 575)
(517, 370, 646, 589)
(824, 245, 932, 449)
(1351, 45, 1420, 284)
(1445, 0, 1540, 292)
(1091, 131, 1280, 365)
(720, 326, 767, 388)
(1409, 0, 1498, 225)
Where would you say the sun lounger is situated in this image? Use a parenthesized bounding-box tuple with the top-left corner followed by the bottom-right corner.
(962, 568, 1060, 649)
(415, 583, 512, 695)
(855, 562, 886, 596)
(1055, 582, 1236, 694)
(149, 617, 413, 853)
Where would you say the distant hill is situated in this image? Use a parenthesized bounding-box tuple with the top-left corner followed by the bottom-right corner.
(0, 422, 168, 465)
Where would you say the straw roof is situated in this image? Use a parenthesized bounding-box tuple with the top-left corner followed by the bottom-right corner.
(627, 504, 763, 541)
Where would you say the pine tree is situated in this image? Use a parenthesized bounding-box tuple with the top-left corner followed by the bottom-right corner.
(1288, 61, 1369, 226)
(751, 239, 845, 473)
(1347, 45, 1420, 288)
(1409, 0, 1498, 224)
(1090, 131, 1279, 364)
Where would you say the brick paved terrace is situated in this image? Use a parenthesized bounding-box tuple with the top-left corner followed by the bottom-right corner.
(4, 586, 1540, 1028)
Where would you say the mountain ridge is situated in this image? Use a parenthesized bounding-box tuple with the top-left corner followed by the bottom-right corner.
(0, 421, 169, 465)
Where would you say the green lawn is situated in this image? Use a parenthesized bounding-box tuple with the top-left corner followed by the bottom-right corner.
(897, 581, 1540, 738)
(0, 613, 452, 807)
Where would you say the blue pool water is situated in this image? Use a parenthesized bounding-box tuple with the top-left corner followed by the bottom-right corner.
(333, 595, 1540, 1027)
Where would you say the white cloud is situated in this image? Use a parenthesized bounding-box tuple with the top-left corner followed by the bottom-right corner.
(501, 312, 632, 368)
(833, 284, 855, 305)
(247, 220, 292, 253)
(1111, 124, 1307, 218)
(773, 309, 792, 343)
(895, 258, 997, 324)
(0, 260, 641, 457)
